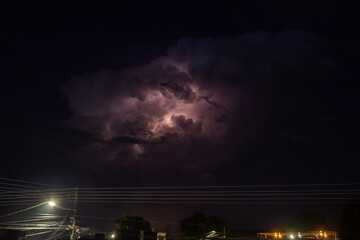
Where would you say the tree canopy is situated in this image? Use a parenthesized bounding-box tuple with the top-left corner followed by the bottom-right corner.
(115, 214, 151, 232)
(179, 212, 227, 237)
(285, 212, 329, 232)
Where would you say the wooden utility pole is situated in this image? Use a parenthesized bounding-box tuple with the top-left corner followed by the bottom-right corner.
(71, 187, 78, 240)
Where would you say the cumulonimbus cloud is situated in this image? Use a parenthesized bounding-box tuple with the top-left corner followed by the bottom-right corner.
(61, 30, 333, 184)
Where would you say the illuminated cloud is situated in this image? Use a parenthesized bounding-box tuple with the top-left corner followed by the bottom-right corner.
(61, 30, 333, 184)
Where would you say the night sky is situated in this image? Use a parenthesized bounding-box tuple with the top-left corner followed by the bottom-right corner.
(1, 0, 360, 233)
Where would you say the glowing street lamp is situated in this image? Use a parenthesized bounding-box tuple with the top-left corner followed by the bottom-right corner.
(48, 201, 74, 211)
(48, 201, 56, 207)
(111, 233, 116, 239)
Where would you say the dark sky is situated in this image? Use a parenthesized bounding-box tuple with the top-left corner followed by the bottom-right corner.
(1, 0, 360, 233)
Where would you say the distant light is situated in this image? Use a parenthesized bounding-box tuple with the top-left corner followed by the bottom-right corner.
(289, 235, 295, 239)
(298, 232, 301, 238)
(111, 233, 115, 239)
(48, 201, 56, 207)
(275, 232, 277, 238)
(278, 233, 282, 238)
(324, 232, 327, 238)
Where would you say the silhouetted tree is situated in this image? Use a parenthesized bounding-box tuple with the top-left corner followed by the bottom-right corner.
(115, 214, 151, 232)
(338, 197, 360, 240)
(115, 214, 152, 240)
(179, 212, 227, 237)
(285, 212, 329, 232)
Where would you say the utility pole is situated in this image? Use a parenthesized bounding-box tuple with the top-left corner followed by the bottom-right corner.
(71, 187, 78, 240)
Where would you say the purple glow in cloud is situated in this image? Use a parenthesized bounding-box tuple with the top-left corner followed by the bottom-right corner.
(61, 30, 332, 184)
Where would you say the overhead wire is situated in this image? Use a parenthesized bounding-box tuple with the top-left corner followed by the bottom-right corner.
(0, 182, 48, 189)
(25, 230, 54, 237)
(78, 182, 360, 190)
(0, 222, 66, 227)
(76, 197, 358, 201)
(76, 189, 360, 194)
(0, 178, 358, 210)
(77, 188, 360, 193)
(0, 177, 67, 188)
(49, 229, 69, 240)
(76, 200, 360, 204)
(0, 201, 49, 219)
(0, 196, 73, 201)
(0, 199, 68, 204)
(46, 213, 70, 240)
(0, 177, 359, 239)
(76, 192, 360, 197)
(0, 216, 64, 224)
(0, 188, 73, 192)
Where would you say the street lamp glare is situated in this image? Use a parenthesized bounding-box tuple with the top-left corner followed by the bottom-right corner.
(48, 201, 56, 207)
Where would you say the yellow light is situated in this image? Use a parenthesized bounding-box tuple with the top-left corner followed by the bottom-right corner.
(111, 234, 115, 239)
(275, 232, 277, 238)
(290, 235, 295, 239)
(279, 233, 282, 238)
(48, 201, 56, 207)
(324, 232, 327, 238)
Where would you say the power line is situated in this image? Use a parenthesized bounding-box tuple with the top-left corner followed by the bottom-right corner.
(76, 192, 360, 197)
(49, 229, 69, 240)
(77, 188, 360, 193)
(0, 188, 73, 193)
(0, 193, 73, 198)
(0, 198, 69, 204)
(0, 182, 49, 189)
(78, 182, 360, 190)
(47, 214, 70, 240)
(25, 230, 54, 237)
(0, 216, 63, 224)
(77, 197, 358, 200)
(0, 177, 67, 188)
(0, 201, 49, 219)
(76, 200, 360, 204)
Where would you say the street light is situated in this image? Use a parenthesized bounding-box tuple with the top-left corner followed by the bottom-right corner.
(48, 201, 56, 207)
(48, 199, 78, 240)
(48, 201, 74, 211)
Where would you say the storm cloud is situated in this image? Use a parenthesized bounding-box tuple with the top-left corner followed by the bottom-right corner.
(61, 30, 333, 185)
